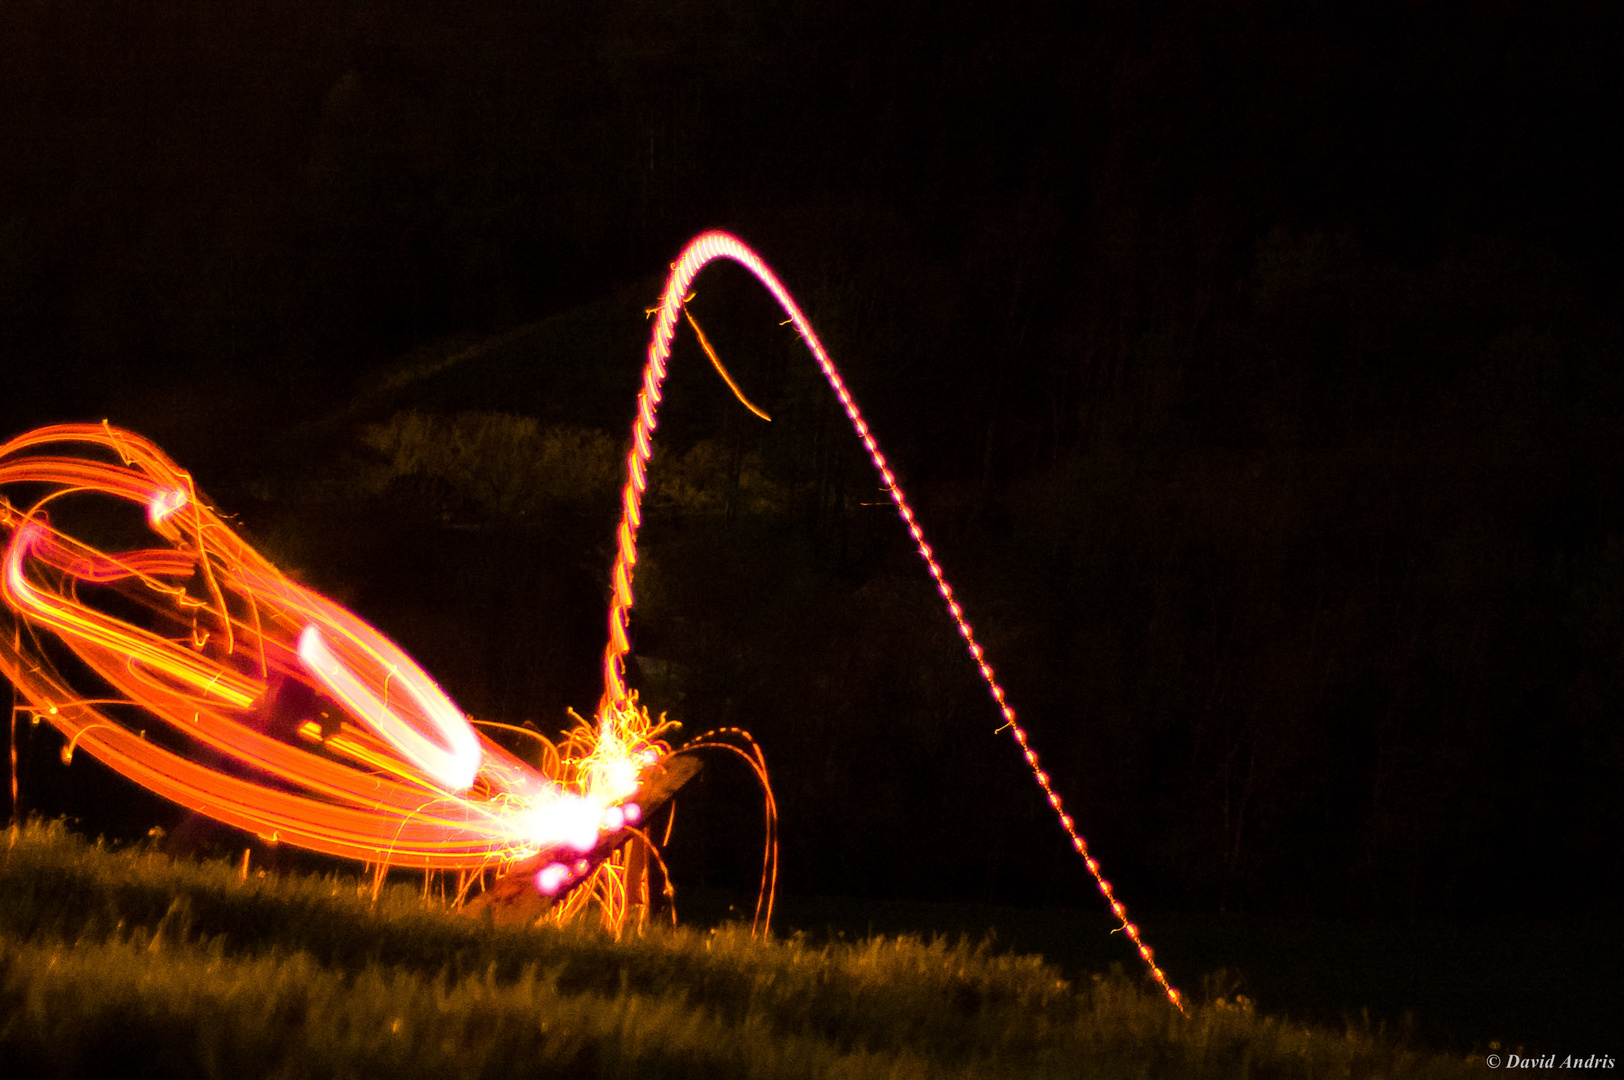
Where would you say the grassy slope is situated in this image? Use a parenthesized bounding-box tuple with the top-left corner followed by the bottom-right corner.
(0, 822, 1477, 1079)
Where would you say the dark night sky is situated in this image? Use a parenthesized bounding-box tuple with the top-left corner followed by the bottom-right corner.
(2, 0, 1622, 921)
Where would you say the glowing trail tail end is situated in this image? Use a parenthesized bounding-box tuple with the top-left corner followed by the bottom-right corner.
(296, 625, 482, 793)
(603, 231, 1184, 1012)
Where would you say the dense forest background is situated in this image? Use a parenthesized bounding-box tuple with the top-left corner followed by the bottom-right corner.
(2, 0, 1621, 921)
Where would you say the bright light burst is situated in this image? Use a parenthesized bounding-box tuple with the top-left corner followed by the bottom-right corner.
(0, 232, 1180, 1010)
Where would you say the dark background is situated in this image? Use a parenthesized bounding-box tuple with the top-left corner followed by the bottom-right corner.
(3, 0, 1622, 938)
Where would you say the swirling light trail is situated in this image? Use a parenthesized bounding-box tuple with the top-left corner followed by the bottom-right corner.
(0, 424, 669, 883)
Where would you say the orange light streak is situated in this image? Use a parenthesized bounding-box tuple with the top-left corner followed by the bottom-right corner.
(296, 623, 481, 793)
(604, 232, 1183, 1011)
(684, 306, 772, 422)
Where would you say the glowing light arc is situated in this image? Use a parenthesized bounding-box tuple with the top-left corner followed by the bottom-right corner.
(603, 231, 1183, 1011)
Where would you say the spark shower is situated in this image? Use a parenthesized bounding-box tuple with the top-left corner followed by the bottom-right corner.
(0, 232, 1182, 1010)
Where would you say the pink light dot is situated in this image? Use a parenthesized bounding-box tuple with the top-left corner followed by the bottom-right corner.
(625, 802, 642, 823)
(536, 864, 569, 895)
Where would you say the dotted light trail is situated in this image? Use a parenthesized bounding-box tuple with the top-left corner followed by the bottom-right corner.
(600, 231, 1184, 1012)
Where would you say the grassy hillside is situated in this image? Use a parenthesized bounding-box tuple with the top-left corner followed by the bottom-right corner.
(0, 820, 1476, 1079)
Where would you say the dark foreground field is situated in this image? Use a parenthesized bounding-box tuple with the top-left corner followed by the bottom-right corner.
(687, 892, 1622, 1062)
(0, 821, 1494, 1079)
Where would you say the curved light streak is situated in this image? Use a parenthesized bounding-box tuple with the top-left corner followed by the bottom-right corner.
(296, 624, 482, 794)
(602, 231, 1183, 1011)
